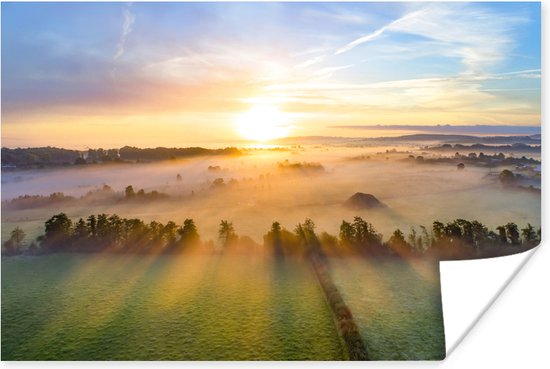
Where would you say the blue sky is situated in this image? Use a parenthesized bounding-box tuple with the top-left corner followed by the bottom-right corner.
(1, 2, 541, 147)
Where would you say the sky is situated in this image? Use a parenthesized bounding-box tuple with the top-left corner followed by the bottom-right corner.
(1, 2, 541, 148)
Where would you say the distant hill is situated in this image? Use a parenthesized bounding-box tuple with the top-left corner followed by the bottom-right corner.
(269, 134, 540, 146)
(332, 124, 541, 136)
(427, 143, 541, 153)
(118, 146, 241, 161)
(1, 147, 81, 167)
(371, 134, 541, 144)
(1, 146, 242, 169)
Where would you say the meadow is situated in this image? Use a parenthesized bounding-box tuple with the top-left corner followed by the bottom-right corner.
(330, 257, 445, 360)
(1, 253, 343, 360)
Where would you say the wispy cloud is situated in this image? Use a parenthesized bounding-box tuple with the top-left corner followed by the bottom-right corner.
(141, 45, 286, 85)
(262, 68, 540, 118)
(294, 55, 326, 69)
(334, 4, 527, 73)
(335, 9, 423, 55)
(114, 4, 135, 60)
(311, 65, 353, 80)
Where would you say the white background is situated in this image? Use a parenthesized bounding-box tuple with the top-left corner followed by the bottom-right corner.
(439, 243, 549, 369)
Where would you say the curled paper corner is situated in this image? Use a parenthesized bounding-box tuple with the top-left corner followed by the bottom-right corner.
(440, 245, 540, 356)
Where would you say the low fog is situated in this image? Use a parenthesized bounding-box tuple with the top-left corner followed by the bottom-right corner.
(1, 145, 541, 244)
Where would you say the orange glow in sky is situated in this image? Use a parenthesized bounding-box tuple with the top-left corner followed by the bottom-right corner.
(1, 2, 540, 148)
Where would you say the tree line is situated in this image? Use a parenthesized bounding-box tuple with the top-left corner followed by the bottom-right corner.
(2, 214, 541, 259)
(1, 146, 242, 169)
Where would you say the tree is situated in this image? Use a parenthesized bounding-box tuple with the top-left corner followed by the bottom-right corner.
(125, 185, 135, 198)
(388, 229, 411, 253)
(219, 220, 237, 247)
(499, 170, 516, 185)
(10, 227, 26, 248)
(352, 217, 381, 247)
(408, 227, 418, 249)
(149, 221, 164, 241)
(263, 221, 284, 258)
(163, 221, 178, 245)
(108, 214, 124, 246)
(432, 221, 445, 241)
(123, 218, 146, 246)
(471, 221, 488, 248)
(444, 220, 462, 241)
(505, 222, 520, 245)
(419, 225, 432, 250)
(295, 218, 319, 249)
(271, 221, 282, 235)
(88, 149, 98, 163)
(496, 226, 507, 243)
(2, 227, 26, 255)
(87, 215, 97, 237)
(339, 220, 355, 246)
(487, 231, 499, 243)
(455, 219, 474, 245)
(44, 213, 73, 251)
(521, 223, 537, 245)
(74, 157, 86, 165)
(179, 218, 200, 246)
(302, 218, 316, 234)
(96, 214, 110, 238)
(212, 178, 225, 189)
(74, 218, 88, 238)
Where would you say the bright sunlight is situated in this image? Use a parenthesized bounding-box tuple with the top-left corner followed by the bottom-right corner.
(236, 104, 291, 142)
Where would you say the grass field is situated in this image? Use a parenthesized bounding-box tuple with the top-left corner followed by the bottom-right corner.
(1, 253, 343, 360)
(330, 257, 446, 360)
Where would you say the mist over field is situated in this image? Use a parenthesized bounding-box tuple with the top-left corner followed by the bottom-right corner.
(1, 143, 540, 244)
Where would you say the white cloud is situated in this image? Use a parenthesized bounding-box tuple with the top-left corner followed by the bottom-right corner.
(114, 4, 136, 60)
(311, 65, 353, 80)
(334, 3, 527, 73)
(140, 45, 293, 85)
(263, 67, 539, 114)
(335, 9, 423, 55)
(294, 55, 326, 69)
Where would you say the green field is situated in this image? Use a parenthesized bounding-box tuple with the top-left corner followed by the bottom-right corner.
(2, 253, 447, 361)
(1, 254, 343, 360)
(329, 257, 446, 360)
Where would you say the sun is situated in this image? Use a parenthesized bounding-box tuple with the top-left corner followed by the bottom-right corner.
(235, 104, 291, 142)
